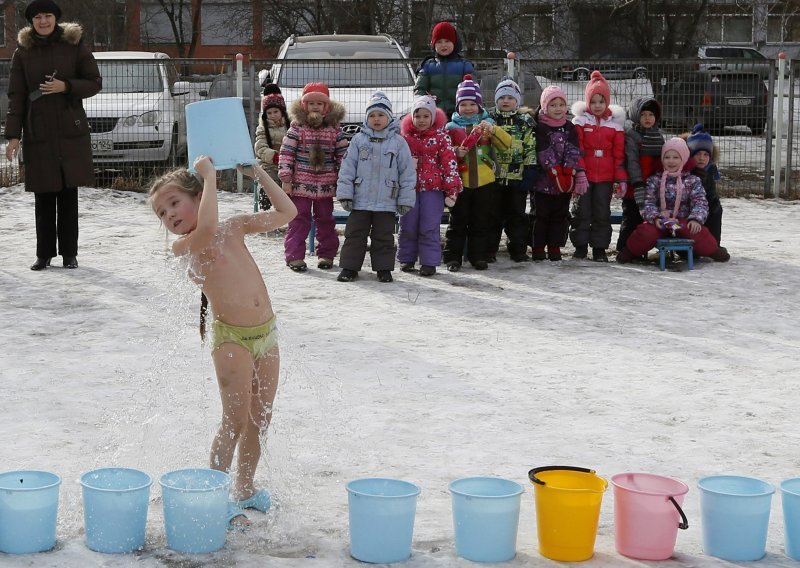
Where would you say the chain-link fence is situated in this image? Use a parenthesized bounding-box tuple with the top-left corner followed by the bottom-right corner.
(0, 56, 795, 198)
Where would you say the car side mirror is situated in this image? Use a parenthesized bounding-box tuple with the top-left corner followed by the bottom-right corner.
(172, 81, 192, 96)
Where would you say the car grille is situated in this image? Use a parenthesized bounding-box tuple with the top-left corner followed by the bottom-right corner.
(341, 123, 361, 138)
(88, 117, 118, 133)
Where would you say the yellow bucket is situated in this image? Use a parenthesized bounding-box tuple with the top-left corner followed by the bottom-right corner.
(529, 466, 608, 562)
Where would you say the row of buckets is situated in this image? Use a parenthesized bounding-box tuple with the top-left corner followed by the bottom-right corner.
(349, 467, 800, 564)
(0, 467, 234, 555)
(3, 465, 800, 562)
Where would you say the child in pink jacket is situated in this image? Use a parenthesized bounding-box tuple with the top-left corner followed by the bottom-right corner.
(569, 71, 627, 262)
(278, 82, 348, 272)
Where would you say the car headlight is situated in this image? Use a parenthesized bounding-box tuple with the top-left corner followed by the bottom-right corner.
(139, 111, 162, 127)
(121, 115, 138, 127)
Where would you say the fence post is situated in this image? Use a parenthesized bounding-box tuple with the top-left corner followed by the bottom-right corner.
(772, 53, 787, 198)
(505, 51, 516, 79)
(785, 59, 795, 196)
(236, 53, 244, 193)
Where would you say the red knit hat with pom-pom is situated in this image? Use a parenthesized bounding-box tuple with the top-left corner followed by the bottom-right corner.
(584, 70, 611, 107)
(301, 82, 330, 114)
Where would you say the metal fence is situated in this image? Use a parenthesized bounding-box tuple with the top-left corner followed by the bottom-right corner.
(0, 56, 796, 198)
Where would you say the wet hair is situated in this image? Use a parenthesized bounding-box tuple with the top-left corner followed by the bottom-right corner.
(147, 168, 208, 340)
(148, 168, 203, 211)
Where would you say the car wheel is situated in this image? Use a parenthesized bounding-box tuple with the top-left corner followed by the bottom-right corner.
(574, 69, 590, 82)
(633, 68, 648, 80)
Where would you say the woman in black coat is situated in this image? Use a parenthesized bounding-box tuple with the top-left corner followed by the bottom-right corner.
(4, 0, 101, 270)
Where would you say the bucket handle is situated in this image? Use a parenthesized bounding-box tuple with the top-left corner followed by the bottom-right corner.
(668, 496, 689, 530)
(528, 466, 594, 486)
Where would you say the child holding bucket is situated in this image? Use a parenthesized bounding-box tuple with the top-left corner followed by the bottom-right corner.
(279, 82, 349, 272)
(149, 156, 297, 528)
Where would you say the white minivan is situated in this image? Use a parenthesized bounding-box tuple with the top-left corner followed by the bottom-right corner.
(85, 52, 192, 166)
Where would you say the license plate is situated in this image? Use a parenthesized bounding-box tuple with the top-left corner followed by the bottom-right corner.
(726, 98, 753, 106)
(91, 139, 112, 152)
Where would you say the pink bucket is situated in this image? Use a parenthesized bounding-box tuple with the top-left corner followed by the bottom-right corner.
(611, 472, 689, 560)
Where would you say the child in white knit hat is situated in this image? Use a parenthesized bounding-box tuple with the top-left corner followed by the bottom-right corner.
(398, 95, 463, 276)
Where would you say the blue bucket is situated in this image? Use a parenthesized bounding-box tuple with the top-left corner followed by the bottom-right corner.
(80, 467, 152, 553)
(159, 468, 230, 553)
(185, 98, 258, 172)
(781, 478, 800, 560)
(0, 470, 61, 554)
(449, 476, 524, 562)
(346, 478, 421, 563)
(698, 475, 774, 561)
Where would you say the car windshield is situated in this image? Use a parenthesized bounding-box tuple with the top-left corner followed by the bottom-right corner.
(278, 44, 413, 88)
(97, 61, 164, 94)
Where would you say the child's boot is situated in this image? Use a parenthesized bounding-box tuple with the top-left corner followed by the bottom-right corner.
(377, 270, 393, 282)
(531, 246, 547, 261)
(317, 258, 334, 269)
(287, 259, 308, 272)
(419, 265, 436, 276)
(573, 244, 588, 259)
(592, 248, 608, 262)
(400, 262, 415, 272)
(548, 246, 562, 261)
(710, 246, 730, 262)
(337, 268, 358, 282)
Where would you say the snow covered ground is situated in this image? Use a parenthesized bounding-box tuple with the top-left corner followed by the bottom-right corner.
(1, 184, 799, 567)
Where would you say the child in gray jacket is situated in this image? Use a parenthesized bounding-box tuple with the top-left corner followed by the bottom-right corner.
(336, 91, 417, 282)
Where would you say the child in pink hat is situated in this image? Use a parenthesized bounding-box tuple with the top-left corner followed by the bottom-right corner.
(617, 137, 730, 264)
(532, 85, 586, 261)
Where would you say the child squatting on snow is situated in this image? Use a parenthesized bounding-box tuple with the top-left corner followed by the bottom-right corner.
(335, 91, 417, 283)
(616, 138, 730, 264)
(149, 156, 297, 528)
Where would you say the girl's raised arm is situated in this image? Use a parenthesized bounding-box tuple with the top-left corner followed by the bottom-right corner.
(234, 164, 297, 234)
(173, 156, 218, 256)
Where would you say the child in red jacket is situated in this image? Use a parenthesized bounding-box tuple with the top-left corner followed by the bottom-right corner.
(398, 95, 462, 276)
(569, 71, 627, 262)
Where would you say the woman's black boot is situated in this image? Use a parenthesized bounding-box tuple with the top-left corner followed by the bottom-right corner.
(31, 257, 52, 271)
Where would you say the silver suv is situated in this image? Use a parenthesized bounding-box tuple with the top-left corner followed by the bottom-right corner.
(264, 34, 416, 137)
(697, 45, 770, 75)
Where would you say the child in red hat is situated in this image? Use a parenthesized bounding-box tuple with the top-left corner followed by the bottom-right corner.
(254, 83, 289, 210)
(278, 82, 348, 272)
(569, 71, 628, 262)
(414, 21, 475, 117)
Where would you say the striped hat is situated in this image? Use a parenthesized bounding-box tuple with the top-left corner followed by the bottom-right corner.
(365, 90, 393, 121)
(455, 74, 482, 108)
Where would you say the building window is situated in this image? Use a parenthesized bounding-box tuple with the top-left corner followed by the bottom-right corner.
(202, 2, 251, 46)
(520, 7, 553, 45)
(705, 6, 753, 44)
(140, 2, 192, 45)
(768, 15, 800, 43)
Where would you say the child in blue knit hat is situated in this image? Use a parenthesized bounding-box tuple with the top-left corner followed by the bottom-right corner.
(683, 124, 723, 245)
(335, 91, 417, 283)
(489, 77, 537, 262)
